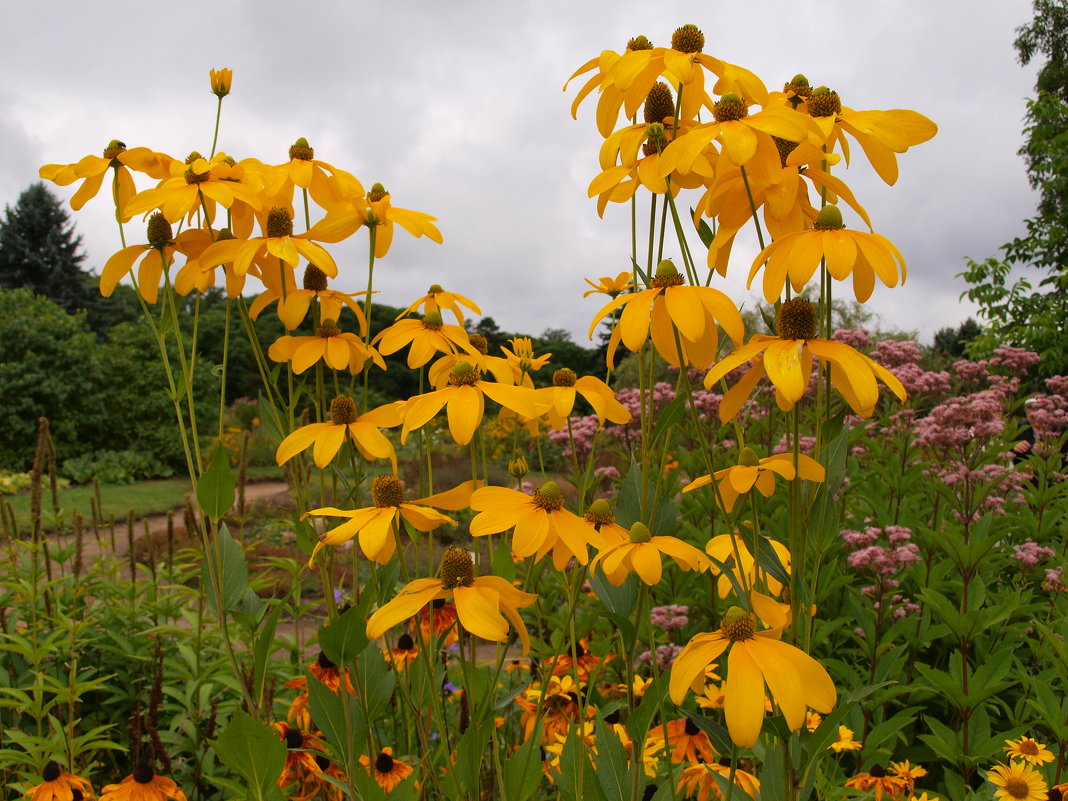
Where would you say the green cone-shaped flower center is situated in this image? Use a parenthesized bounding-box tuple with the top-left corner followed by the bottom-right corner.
(738, 446, 761, 467)
(584, 499, 615, 527)
(422, 309, 443, 330)
(317, 319, 341, 338)
(368, 182, 388, 203)
(103, 139, 126, 160)
(814, 205, 845, 230)
(533, 481, 564, 511)
(448, 361, 481, 386)
(651, 259, 684, 289)
(626, 35, 653, 51)
(428, 283, 443, 294)
(629, 522, 652, 543)
(713, 93, 748, 123)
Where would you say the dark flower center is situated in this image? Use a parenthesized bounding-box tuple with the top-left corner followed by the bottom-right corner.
(133, 763, 155, 783)
(317, 650, 336, 669)
(303, 264, 328, 292)
(284, 728, 304, 749)
(644, 83, 675, 125)
(448, 361, 482, 386)
(330, 396, 358, 426)
(397, 633, 415, 651)
(869, 764, 886, 778)
(684, 717, 700, 736)
(438, 547, 475, 589)
(375, 751, 395, 773)
(553, 368, 577, 387)
(371, 474, 405, 508)
(720, 607, 755, 641)
(776, 299, 817, 341)
(671, 24, 704, 53)
(267, 207, 294, 238)
(713, 93, 748, 123)
(42, 762, 61, 782)
(626, 35, 653, 51)
(533, 481, 564, 511)
(289, 137, 314, 161)
(146, 213, 173, 248)
(807, 87, 842, 118)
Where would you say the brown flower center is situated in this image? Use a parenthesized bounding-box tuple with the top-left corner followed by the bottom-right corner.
(371, 474, 405, 508)
(289, 137, 314, 161)
(671, 24, 704, 53)
(317, 320, 341, 338)
(468, 335, 488, 354)
(553, 368, 577, 387)
(626, 35, 653, 51)
(776, 299, 817, 341)
(773, 136, 799, 167)
(644, 83, 675, 125)
(330, 395, 358, 425)
(807, 87, 842, 118)
(448, 361, 482, 386)
(651, 259, 684, 289)
(184, 151, 208, 184)
(584, 499, 615, 527)
(713, 93, 748, 123)
(132, 763, 155, 783)
(439, 546, 475, 589)
(303, 264, 328, 292)
(720, 607, 755, 641)
(1003, 777, 1030, 798)
(1018, 740, 1039, 755)
(375, 751, 395, 774)
(103, 139, 126, 160)
(146, 212, 173, 248)
(368, 182, 388, 203)
(267, 206, 294, 238)
(42, 762, 61, 782)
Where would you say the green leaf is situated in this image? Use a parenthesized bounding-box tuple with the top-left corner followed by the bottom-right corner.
(627, 673, 669, 745)
(318, 597, 373, 667)
(592, 717, 629, 801)
(307, 670, 362, 770)
(692, 208, 715, 249)
(455, 722, 491, 799)
(688, 713, 733, 757)
(588, 566, 638, 618)
(212, 709, 285, 801)
(252, 595, 292, 704)
(649, 388, 689, 448)
(196, 445, 235, 520)
(503, 721, 545, 801)
(616, 459, 643, 528)
(758, 741, 785, 801)
(202, 524, 249, 615)
(359, 641, 397, 721)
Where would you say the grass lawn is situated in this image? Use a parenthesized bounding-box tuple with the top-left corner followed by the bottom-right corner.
(0, 465, 284, 536)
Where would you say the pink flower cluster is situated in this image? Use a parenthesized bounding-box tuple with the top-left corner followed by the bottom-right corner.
(1025, 375, 1068, 444)
(638, 642, 683, 671)
(832, 328, 873, 351)
(872, 339, 923, 368)
(1011, 540, 1057, 569)
(914, 391, 1005, 454)
(841, 525, 921, 576)
(650, 604, 690, 631)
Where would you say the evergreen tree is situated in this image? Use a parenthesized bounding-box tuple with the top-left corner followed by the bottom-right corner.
(0, 182, 94, 314)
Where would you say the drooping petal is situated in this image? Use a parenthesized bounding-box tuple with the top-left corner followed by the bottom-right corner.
(366, 578, 445, 640)
(453, 584, 508, 642)
(669, 633, 729, 704)
(724, 643, 766, 747)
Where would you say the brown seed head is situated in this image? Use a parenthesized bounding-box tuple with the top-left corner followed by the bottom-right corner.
(776, 299, 817, 341)
(671, 24, 704, 53)
(267, 207, 294, 238)
(807, 87, 841, 118)
(644, 83, 675, 125)
(468, 334, 488, 354)
(713, 92, 748, 123)
(553, 368, 577, 387)
(448, 361, 481, 386)
(317, 319, 341, 338)
(626, 35, 653, 51)
(439, 546, 475, 589)
(289, 137, 314, 161)
(330, 395, 358, 425)
(720, 606, 755, 641)
(146, 212, 173, 248)
(584, 498, 615, 527)
(773, 136, 799, 167)
(533, 481, 564, 511)
(303, 264, 328, 291)
(371, 474, 405, 507)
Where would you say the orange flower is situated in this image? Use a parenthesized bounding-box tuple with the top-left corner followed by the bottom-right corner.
(360, 748, 413, 793)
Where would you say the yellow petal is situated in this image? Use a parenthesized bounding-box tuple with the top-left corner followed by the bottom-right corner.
(366, 579, 444, 640)
(724, 643, 766, 747)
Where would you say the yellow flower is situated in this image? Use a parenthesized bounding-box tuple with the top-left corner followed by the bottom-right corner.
(100, 214, 212, 304)
(40, 140, 172, 212)
(803, 85, 937, 185)
(275, 396, 401, 470)
(470, 481, 594, 569)
(831, 725, 863, 752)
(359, 748, 414, 793)
(749, 204, 906, 303)
(987, 761, 1048, 801)
(669, 592, 836, 747)
(704, 299, 906, 421)
(399, 360, 544, 446)
(702, 533, 791, 599)
(583, 271, 634, 298)
(173, 227, 258, 298)
(304, 475, 475, 566)
(195, 206, 338, 280)
(845, 766, 909, 800)
(537, 368, 631, 430)
(24, 762, 93, 801)
(592, 521, 709, 586)
(374, 310, 478, 369)
(658, 92, 811, 175)
(684, 449, 825, 513)
(306, 182, 442, 258)
(501, 336, 552, 381)
(589, 259, 744, 370)
(1003, 737, 1055, 765)
(209, 68, 232, 97)
(268, 320, 384, 375)
(890, 761, 928, 794)
(99, 765, 187, 801)
(366, 546, 538, 653)
(396, 283, 482, 325)
(247, 263, 369, 333)
(122, 150, 262, 226)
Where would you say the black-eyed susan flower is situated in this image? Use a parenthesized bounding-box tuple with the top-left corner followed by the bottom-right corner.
(683, 448, 825, 513)
(307, 650, 356, 695)
(304, 475, 475, 566)
(889, 761, 927, 794)
(677, 761, 760, 800)
(396, 283, 482, 325)
(647, 717, 717, 764)
(1004, 737, 1055, 765)
(669, 592, 836, 747)
(537, 368, 632, 431)
(40, 140, 172, 212)
(359, 748, 414, 793)
(844, 765, 908, 801)
(589, 259, 744, 370)
(374, 309, 478, 368)
(284, 676, 312, 730)
(830, 725, 863, 752)
(550, 638, 613, 681)
(276, 396, 401, 470)
(383, 632, 419, 672)
(271, 724, 326, 790)
(307, 182, 442, 259)
(592, 521, 709, 587)
(804, 86, 937, 186)
(122, 151, 261, 226)
(749, 204, 906, 303)
(209, 68, 232, 97)
(24, 762, 93, 801)
(515, 675, 588, 745)
(470, 481, 594, 569)
(417, 598, 459, 646)
(705, 299, 906, 421)
(399, 360, 544, 446)
(268, 319, 384, 375)
(366, 546, 538, 653)
(584, 271, 634, 298)
(99, 764, 187, 801)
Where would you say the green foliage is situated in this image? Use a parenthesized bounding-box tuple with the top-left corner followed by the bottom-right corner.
(61, 449, 175, 485)
(0, 183, 94, 314)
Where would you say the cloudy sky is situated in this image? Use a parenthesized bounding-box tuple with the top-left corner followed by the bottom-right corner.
(0, 0, 1042, 345)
